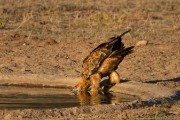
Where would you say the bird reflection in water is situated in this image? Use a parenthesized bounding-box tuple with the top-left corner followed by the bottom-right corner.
(76, 91, 120, 106)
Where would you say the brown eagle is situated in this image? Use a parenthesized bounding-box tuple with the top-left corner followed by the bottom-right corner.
(74, 30, 134, 93)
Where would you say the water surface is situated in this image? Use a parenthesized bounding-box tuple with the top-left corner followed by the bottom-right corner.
(0, 86, 139, 109)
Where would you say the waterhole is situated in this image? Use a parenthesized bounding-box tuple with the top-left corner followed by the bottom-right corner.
(0, 86, 139, 109)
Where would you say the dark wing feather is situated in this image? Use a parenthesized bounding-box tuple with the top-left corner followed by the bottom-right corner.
(108, 29, 131, 51)
(109, 46, 134, 58)
(108, 46, 134, 71)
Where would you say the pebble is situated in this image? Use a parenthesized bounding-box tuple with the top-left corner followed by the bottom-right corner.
(136, 40, 148, 46)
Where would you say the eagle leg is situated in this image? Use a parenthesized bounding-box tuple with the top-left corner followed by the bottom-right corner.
(104, 71, 120, 92)
(89, 73, 101, 95)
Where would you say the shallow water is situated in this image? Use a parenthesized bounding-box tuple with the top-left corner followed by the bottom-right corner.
(0, 86, 139, 109)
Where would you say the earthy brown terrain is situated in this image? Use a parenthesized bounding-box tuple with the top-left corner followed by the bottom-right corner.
(0, 0, 179, 119)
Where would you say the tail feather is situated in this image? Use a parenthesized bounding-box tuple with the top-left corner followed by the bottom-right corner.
(108, 29, 131, 42)
(107, 29, 131, 51)
(118, 29, 131, 38)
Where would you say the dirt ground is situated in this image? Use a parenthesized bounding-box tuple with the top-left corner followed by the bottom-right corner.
(0, 0, 179, 119)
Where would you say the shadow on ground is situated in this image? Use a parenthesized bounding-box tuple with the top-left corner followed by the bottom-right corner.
(145, 77, 180, 84)
(145, 77, 180, 101)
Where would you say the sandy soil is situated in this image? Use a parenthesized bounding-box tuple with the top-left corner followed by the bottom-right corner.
(0, 104, 180, 120)
(0, 0, 179, 119)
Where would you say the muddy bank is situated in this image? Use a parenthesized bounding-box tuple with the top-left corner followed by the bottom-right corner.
(0, 101, 179, 120)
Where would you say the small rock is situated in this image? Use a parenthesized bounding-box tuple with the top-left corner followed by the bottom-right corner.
(23, 42, 29, 46)
(44, 39, 58, 46)
(136, 40, 148, 46)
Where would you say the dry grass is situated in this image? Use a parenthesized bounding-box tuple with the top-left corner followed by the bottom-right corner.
(0, 0, 179, 43)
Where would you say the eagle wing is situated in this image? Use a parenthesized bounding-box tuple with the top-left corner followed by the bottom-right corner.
(81, 30, 131, 79)
(97, 46, 134, 75)
(81, 41, 116, 79)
